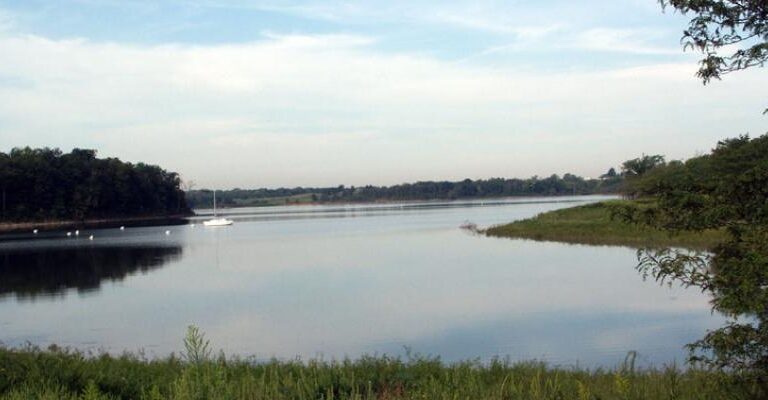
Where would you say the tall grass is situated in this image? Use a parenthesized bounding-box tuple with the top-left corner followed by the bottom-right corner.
(0, 326, 760, 399)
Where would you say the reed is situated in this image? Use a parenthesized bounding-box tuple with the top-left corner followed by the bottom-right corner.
(0, 327, 759, 399)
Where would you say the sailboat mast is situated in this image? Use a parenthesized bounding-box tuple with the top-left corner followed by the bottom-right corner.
(202, 189, 232, 226)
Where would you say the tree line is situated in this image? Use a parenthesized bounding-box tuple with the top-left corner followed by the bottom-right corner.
(0, 147, 190, 222)
(618, 134, 768, 385)
(623, 2, 768, 387)
(186, 173, 624, 208)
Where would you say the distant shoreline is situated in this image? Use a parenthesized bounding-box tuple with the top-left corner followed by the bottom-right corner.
(2, 195, 614, 233)
(0, 214, 192, 234)
(193, 193, 617, 212)
(184, 175, 623, 209)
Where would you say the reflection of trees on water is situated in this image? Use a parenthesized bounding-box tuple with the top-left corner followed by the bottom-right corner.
(0, 245, 182, 301)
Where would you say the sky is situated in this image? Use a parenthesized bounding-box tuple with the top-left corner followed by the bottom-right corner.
(0, 1, 765, 189)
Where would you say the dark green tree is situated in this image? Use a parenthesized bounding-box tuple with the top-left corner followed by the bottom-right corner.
(636, 2, 768, 386)
(621, 154, 665, 177)
(0, 148, 190, 222)
(619, 135, 768, 390)
(601, 167, 618, 178)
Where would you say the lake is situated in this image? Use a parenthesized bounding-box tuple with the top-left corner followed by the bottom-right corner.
(0, 195, 723, 367)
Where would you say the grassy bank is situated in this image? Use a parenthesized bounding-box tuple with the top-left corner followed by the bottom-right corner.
(484, 200, 725, 249)
(0, 328, 760, 400)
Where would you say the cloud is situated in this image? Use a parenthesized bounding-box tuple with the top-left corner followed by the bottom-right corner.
(571, 28, 680, 55)
(460, 26, 684, 63)
(0, 30, 765, 188)
(433, 12, 562, 38)
(0, 9, 14, 32)
(177, 0, 564, 41)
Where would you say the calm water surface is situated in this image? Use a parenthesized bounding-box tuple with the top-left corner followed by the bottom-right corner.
(0, 195, 724, 367)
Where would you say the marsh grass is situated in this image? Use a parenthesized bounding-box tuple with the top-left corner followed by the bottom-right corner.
(484, 200, 725, 249)
(0, 327, 760, 399)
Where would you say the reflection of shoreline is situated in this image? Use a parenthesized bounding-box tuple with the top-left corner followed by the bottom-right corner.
(0, 245, 183, 301)
(190, 196, 616, 226)
(193, 195, 616, 216)
(0, 215, 191, 235)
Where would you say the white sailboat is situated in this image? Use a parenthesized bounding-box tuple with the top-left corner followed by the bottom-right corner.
(203, 190, 233, 226)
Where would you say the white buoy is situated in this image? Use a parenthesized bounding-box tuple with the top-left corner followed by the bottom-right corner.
(190, 223, 195, 227)
(66, 232, 72, 237)
(75, 230, 79, 236)
(165, 230, 171, 235)
(32, 229, 38, 234)
(89, 235, 94, 240)
(119, 226, 125, 230)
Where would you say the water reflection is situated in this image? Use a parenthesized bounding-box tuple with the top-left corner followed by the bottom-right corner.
(0, 196, 725, 366)
(0, 245, 182, 301)
(191, 197, 594, 224)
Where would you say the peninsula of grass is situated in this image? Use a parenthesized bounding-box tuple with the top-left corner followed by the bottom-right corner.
(0, 327, 761, 400)
(484, 200, 725, 249)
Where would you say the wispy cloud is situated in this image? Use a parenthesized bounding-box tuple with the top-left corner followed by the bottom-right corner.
(432, 12, 562, 38)
(167, 1, 563, 40)
(571, 28, 680, 55)
(0, 8, 14, 32)
(258, 32, 376, 48)
(456, 26, 681, 64)
(161, 1, 418, 23)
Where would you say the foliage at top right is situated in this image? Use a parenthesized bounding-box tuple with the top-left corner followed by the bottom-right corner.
(660, 0, 767, 84)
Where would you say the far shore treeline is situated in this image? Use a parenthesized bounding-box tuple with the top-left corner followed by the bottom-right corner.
(0, 147, 190, 222)
(187, 173, 623, 208)
(1, 145, 629, 221)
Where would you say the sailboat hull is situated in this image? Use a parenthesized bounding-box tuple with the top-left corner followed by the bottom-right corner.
(203, 218, 233, 226)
